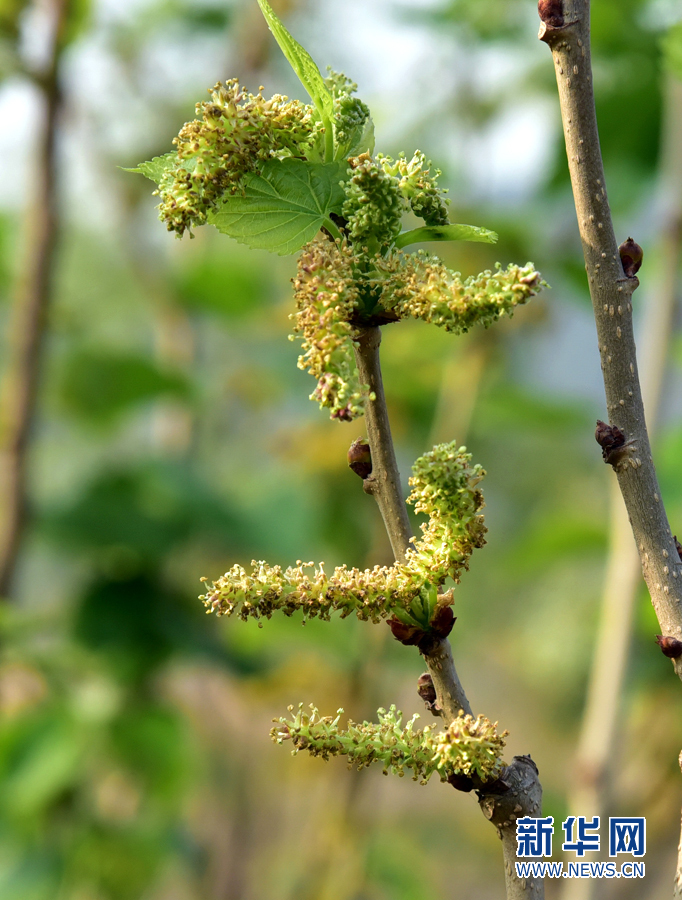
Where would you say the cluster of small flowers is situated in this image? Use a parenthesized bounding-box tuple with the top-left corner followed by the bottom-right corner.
(371, 252, 541, 333)
(431, 712, 508, 780)
(375, 253, 542, 333)
(341, 151, 449, 253)
(380, 151, 450, 226)
(324, 71, 372, 158)
(157, 80, 316, 236)
(271, 703, 506, 783)
(291, 238, 369, 420)
(403, 443, 487, 585)
(341, 153, 404, 251)
(200, 442, 485, 625)
(291, 239, 540, 421)
(200, 558, 423, 624)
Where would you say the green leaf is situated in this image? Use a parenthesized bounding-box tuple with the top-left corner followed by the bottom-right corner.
(208, 158, 347, 255)
(122, 152, 177, 185)
(394, 223, 498, 249)
(256, 0, 333, 123)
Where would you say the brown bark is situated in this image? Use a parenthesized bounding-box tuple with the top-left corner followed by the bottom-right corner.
(0, 0, 68, 596)
(538, 0, 682, 678)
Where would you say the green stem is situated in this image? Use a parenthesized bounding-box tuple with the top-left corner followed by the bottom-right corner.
(324, 117, 334, 163)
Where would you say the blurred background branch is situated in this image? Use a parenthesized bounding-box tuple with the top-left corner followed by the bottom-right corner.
(0, 0, 69, 596)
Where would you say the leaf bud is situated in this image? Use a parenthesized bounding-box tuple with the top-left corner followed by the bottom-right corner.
(387, 617, 425, 646)
(417, 672, 440, 715)
(348, 438, 372, 479)
(655, 635, 682, 659)
(430, 605, 455, 639)
(538, 0, 564, 28)
(595, 419, 627, 466)
(618, 237, 643, 278)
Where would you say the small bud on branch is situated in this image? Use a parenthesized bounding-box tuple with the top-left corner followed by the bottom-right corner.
(655, 635, 682, 659)
(417, 672, 441, 716)
(618, 237, 643, 279)
(348, 438, 372, 479)
(538, 0, 564, 28)
(595, 419, 631, 467)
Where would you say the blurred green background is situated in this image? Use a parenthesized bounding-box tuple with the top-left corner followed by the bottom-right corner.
(1, 0, 682, 898)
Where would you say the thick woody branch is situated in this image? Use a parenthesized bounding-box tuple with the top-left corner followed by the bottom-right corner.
(354, 324, 543, 899)
(480, 756, 544, 900)
(539, 0, 682, 680)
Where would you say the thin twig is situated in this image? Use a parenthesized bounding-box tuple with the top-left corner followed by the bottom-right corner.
(353, 323, 544, 899)
(0, 0, 68, 596)
(538, 1, 682, 681)
(353, 326, 413, 563)
(563, 74, 682, 900)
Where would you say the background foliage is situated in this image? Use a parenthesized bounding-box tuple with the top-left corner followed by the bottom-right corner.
(1, 0, 682, 898)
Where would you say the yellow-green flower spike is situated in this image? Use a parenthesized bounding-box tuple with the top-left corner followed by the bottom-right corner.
(291, 237, 368, 421)
(271, 704, 507, 784)
(374, 252, 542, 333)
(200, 442, 486, 628)
(158, 80, 317, 236)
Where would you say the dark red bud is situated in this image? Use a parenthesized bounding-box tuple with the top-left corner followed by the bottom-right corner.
(595, 419, 627, 465)
(387, 617, 424, 646)
(618, 237, 643, 278)
(655, 635, 682, 659)
(348, 438, 372, 479)
(430, 605, 456, 639)
(417, 672, 440, 715)
(538, 0, 564, 27)
(674, 536, 682, 562)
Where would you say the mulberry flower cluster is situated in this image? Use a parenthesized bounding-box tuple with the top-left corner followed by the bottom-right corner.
(290, 237, 541, 420)
(271, 704, 507, 784)
(324, 71, 372, 160)
(342, 153, 404, 252)
(404, 442, 487, 586)
(375, 252, 542, 333)
(200, 441, 486, 628)
(290, 238, 367, 421)
(381, 151, 450, 226)
(157, 79, 316, 236)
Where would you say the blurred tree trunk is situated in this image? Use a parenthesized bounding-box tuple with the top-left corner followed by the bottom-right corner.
(0, 0, 69, 597)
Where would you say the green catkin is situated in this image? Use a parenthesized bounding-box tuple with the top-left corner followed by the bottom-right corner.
(157, 79, 317, 236)
(271, 704, 507, 784)
(373, 251, 542, 333)
(380, 151, 450, 226)
(200, 441, 486, 626)
(290, 238, 367, 421)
